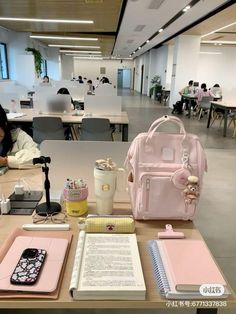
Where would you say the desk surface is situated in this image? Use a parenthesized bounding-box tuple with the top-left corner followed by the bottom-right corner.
(182, 94, 197, 99)
(7, 109, 129, 125)
(0, 169, 235, 309)
(211, 101, 236, 109)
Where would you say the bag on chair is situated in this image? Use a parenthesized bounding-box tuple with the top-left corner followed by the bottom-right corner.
(124, 115, 207, 220)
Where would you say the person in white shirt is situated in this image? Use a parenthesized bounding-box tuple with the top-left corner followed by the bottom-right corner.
(0, 105, 40, 169)
(210, 84, 222, 99)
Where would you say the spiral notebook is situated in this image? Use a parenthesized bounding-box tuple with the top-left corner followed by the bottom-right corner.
(148, 239, 229, 299)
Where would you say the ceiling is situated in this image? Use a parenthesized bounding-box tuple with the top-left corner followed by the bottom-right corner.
(0, 0, 124, 56)
(113, 0, 235, 58)
(0, 0, 235, 59)
(185, 3, 236, 46)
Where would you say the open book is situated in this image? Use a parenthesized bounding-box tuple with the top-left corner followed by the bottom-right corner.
(148, 239, 229, 299)
(69, 231, 146, 300)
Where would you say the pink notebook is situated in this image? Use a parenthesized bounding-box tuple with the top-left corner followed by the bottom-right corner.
(158, 239, 226, 292)
(0, 236, 68, 293)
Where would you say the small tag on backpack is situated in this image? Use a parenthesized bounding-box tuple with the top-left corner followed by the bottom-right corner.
(162, 147, 174, 161)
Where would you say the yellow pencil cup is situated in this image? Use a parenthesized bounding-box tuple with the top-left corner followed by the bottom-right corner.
(65, 199, 88, 217)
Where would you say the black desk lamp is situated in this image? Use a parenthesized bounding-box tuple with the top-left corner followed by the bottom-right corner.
(33, 156, 61, 215)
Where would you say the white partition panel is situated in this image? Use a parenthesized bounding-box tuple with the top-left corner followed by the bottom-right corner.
(95, 84, 117, 96)
(84, 95, 122, 115)
(40, 141, 131, 202)
(33, 94, 72, 113)
(0, 93, 20, 111)
(67, 85, 87, 102)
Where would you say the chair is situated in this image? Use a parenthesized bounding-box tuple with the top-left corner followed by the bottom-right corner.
(79, 118, 114, 141)
(32, 117, 66, 144)
(197, 96, 213, 120)
(227, 111, 236, 137)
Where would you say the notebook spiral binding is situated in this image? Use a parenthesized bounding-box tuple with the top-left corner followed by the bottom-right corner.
(148, 240, 170, 296)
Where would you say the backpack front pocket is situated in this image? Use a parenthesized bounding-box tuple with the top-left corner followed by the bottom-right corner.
(138, 173, 188, 219)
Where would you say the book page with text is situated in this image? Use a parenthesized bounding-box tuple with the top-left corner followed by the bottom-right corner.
(78, 233, 145, 296)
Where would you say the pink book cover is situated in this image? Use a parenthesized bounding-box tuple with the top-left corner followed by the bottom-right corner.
(0, 235, 68, 294)
(158, 239, 226, 292)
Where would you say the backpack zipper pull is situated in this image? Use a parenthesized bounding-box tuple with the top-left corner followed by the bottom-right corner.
(146, 178, 150, 190)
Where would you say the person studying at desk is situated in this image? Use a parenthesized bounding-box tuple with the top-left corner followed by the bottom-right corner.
(40, 75, 52, 86)
(179, 80, 195, 113)
(0, 105, 40, 169)
(194, 83, 214, 103)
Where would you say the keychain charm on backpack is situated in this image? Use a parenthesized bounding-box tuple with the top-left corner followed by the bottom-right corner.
(183, 176, 200, 204)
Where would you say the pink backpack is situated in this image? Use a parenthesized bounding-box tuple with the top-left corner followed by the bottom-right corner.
(125, 115, 207, 220)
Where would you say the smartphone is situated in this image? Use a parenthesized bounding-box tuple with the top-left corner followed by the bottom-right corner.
(10, 248, 47, 285)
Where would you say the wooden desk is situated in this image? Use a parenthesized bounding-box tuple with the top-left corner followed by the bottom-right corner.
(7, 109, 129, 142)
(0, 169, 235, 313)
(207, 101, 236, 137)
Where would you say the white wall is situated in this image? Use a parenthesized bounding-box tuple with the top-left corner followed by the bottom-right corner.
(165, 45, 174, 90)
(60, 54, 74, 80)
(72, 59, 133, 87)
(134, 55, 144, 93)
(143, 52, 150, 94)
(197, 45, 236, 99)
(134, 45, 171, 95)
(0, 28, 60, 88)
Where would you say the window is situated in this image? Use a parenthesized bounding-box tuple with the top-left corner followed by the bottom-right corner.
(41, 59, 48, 77)
(0, 43, 9, 79)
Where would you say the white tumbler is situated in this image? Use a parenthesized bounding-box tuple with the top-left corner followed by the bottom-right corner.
(94, 165, 125, 215)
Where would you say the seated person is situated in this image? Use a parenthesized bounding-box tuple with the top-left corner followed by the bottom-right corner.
(0, 105, 40, 169)
(87, 79, 95, 94)
(179, 80, 195, 111)
(210, 84, 224, 114)
(194, 83, 214, 103)
(40, 75, 52, 86)
(210, 84, 222, 100)
(94, 77, 100, 88)
(101, 77, 111, 84)
(43, 75, 50, 83)
(57, 87, 74, 109)
(193, 83, 214, 117)
(77, 76, 84, 83)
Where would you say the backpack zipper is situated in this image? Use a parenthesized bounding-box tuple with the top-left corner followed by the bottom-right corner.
(145, 178, 150, 212)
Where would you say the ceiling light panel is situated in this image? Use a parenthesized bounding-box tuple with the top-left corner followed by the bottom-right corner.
(66, 54, 102, 56)
(84, 0, 104, 3)
(30, 35, 98, 41)
(202, 40, 236, 45)
(0, 17, 93, 23)
(201, 22, 236, 38)
(200, 52, 222, 55)
(74, 56, 103, 60)
(49, 44, 100, 48)
(60, 50, 102, 53)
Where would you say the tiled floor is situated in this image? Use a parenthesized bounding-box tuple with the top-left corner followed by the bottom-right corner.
(5, 90, 236, 314)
